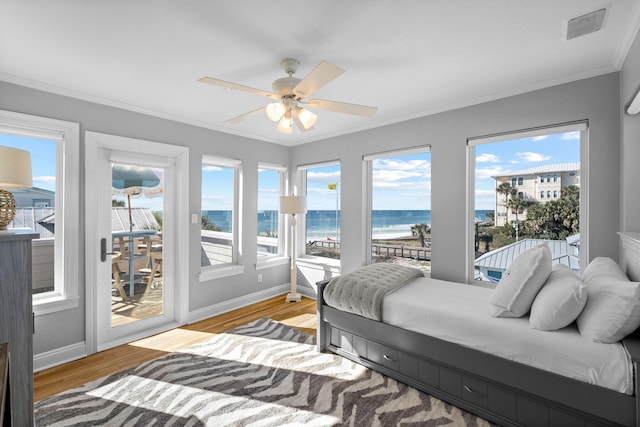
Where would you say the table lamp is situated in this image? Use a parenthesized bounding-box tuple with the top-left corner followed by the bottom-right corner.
(280, 195, 307, 302)
(0, 146, 33, 230)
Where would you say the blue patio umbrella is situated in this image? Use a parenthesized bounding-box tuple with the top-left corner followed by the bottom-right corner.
(112, 164, 163, 232)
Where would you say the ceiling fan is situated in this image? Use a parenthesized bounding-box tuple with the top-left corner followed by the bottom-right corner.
(198, 58, 377, 134)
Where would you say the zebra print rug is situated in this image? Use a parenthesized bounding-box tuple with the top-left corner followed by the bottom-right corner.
(35, 318, 492, 426)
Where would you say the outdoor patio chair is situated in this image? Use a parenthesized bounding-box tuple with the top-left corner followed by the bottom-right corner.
(111, 257, 128, 299)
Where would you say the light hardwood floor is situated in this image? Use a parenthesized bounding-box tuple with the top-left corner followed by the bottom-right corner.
(34, 294, 317, 402)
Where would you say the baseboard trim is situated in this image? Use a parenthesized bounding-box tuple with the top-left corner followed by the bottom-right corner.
(34, 342, 87, 373)
(36, 285, 318, 371)
(187, 284, 315, 324)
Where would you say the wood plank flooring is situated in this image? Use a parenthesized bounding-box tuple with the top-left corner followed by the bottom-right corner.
(33, 294, 317, 402)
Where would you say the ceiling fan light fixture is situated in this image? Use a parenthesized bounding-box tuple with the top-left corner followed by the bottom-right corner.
(277, 111, 293, 134)
(297, 107, 317, 130)
(266, 102, 285, 121)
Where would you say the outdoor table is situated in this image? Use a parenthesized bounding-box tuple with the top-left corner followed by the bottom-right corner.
(112, 229, 158, 296)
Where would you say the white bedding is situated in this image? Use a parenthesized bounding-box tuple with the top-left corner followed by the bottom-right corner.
(382, 276, 633, 394)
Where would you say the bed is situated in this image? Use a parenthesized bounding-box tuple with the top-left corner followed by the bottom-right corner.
(317, 235, 640, 426)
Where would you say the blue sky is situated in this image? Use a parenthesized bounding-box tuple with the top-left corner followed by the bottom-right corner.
(0, 133, 57, 191)
(2, 130, 579, 212)
(474, 130, 580, 209)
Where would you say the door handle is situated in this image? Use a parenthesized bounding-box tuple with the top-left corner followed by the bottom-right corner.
(100, 238, 117, 262)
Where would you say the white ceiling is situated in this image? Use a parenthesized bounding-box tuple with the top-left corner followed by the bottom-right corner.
(2, 1, 639, 146)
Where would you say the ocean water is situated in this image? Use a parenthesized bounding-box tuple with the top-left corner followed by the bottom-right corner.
(204, 209, 493, 240)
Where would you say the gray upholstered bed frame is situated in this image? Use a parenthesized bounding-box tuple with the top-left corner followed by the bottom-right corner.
(317, 235, 640, 426)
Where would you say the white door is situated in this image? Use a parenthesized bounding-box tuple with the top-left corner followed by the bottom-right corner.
(85, 131, 189, 352)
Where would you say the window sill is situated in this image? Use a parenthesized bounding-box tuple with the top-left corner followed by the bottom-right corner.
(33, 294, 80, 316)
(297, 256, 341, 270)
(256, 256, 290, 271)
(199, 264, 245, 282)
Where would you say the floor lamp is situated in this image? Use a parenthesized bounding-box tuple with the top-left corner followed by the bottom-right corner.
(280, 195, 306, 302)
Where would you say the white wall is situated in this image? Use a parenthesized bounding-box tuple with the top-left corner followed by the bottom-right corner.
(291, 72, 621, 284)
(621, 31, 640, 233)
(0, 64, 627, 363)
(0, 81, 290, 359)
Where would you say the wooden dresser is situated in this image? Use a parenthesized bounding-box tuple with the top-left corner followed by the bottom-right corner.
(0, 229, 38, 426)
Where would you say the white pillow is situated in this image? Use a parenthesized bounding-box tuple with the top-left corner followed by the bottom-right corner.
(489, 243, 552, 318)
(529, 264, 587, 331)
(577, 257, 640, 343)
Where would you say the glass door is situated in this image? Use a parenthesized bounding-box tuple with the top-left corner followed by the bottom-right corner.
(87, 135, 181, 352)
(110, 162, 165, 327)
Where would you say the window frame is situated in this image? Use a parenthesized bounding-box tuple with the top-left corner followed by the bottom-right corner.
(467, 121, 588, 284)
(0, 109, 80, 315)
(256, 162, 289, 270)
(199, 154, 244, 281)
(297, 160, 341, 264)
(363, 146, 431, 267)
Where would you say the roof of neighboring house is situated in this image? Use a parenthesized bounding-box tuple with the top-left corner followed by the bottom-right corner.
(112, 207, 161, 232)
(475, 237, 580, 271)
(11, 186, 55, 197)
(13, 207, 161, 236)
(493, 162, 580, 179)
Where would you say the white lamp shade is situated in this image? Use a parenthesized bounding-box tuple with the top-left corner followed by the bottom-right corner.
(628, 90, 640, 115)
(0, 146, 32, 188)
(277, 111, 293, 134)
(297, 108, 317, 130)
(280, 196, 307, 214)
(266, 102, 285, 121)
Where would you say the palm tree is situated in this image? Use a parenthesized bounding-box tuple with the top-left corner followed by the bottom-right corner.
(506, 196, 534, 223)
(496, 182, 516, 205)
(411, 223, 430, 247)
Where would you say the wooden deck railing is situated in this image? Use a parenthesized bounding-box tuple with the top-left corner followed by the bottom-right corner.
(307, 239, 431, 261)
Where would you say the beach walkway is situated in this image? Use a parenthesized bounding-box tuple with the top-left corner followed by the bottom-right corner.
(307, 239, 431, 261)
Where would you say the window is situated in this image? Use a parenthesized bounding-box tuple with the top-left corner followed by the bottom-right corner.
(257, 164, 286, 260)
(200, 155, 242, 276)
(518, 177, 523, 186)
(365, 147, 431, 272)
(511, 178, 517, 186)
(470, 122, 584, 284)
(0, 110, 80, 314)
(299, 162, 341, 259)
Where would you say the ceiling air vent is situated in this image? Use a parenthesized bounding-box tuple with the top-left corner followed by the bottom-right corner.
(565, 7, 607, 40)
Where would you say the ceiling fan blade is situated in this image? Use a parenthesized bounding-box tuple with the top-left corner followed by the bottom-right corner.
(305, 99, 378, 118)
(224, 106, 267, 125)
(293, 61, 345, 99)
(198, 76, 280, 100)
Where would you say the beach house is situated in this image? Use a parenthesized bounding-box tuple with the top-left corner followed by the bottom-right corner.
(2, 2, 640, 425)
(493, 162, 581, 226)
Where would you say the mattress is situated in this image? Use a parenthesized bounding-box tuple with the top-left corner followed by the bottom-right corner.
(382, 276, 633, 394)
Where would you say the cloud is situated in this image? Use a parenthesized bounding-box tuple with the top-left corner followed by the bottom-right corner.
(476, 153, 500, 163)
(202, 165, 223, 172)
(516, 152, 551, 162)
(476, 166, 508, 180)
(532, 135, 548, 141)
(307, 171, 341, 183)
(373, 180, 431, 190)
(561, 131, 580, 140)
(373, 159, 430, 172)
(373, 169, 426, 183)
(33, 175, 56, 184)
